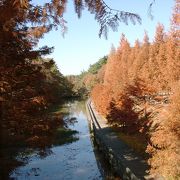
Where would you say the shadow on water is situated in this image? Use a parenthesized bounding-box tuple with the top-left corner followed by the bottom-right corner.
(0, 101, 79, 180)
(92, 142, 121, 180)
(0, 128, 79, 180)
(0, 100, 118, 180)
(53, 127, 79, 146)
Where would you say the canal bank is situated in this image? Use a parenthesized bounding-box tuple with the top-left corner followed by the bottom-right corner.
(86, 99, 150, 180)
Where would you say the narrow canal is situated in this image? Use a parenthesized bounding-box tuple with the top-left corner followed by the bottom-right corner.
(4, 100, 115, 180)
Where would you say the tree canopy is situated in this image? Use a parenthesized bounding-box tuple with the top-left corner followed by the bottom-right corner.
(88, 56, 107, 74)
(90, 1, 180, 178)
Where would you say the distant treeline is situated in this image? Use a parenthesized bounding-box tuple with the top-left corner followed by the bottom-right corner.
(66, 56, 107, 97)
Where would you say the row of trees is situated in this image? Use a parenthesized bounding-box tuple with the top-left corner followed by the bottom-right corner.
(0, 0, 153, 143)
(66, 56, 107, 97)
(90, 0, 179, 178)
(0, 0, 126, 144)
(1, 57, 73, 145)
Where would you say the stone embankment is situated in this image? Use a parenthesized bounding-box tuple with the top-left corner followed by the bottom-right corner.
(86, 99, 151, 180)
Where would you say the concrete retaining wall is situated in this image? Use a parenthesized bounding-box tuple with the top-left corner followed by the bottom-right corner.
(86, 100, 149, 180)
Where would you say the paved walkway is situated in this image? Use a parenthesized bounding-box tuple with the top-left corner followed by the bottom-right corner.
(86, 99, 151, 180)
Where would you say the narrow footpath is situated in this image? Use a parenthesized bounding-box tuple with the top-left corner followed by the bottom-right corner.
(86, 99, 151, 180)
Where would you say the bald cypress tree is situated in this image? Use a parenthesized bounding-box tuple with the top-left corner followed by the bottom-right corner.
(165, 0, 180, 88)
(148, 23, 165, 89)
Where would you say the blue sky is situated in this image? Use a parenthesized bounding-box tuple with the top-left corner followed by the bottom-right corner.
(37, 0, 175, 75)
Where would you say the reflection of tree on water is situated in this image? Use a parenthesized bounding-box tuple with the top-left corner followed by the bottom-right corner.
(0, 148, 40, 180)
(8, 148, 53, 178)
(0, 126, 79, 180)
(66, 100, 87, 117)
(0, 101, 80, 180)
(1, 100, 109, 180)
(0, 148, 24, 180)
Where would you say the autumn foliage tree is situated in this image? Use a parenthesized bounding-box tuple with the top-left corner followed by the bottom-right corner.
(90, 0, 179, 178)
(0, 0, 179, 177)
(146, 0, 180, 178)
(0, 0, 141, 143)
(147, 83, 180, 178)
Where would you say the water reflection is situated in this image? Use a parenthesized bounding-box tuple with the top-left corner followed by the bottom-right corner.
(1, 100, 120, 180)
(4, 100, 103, 180)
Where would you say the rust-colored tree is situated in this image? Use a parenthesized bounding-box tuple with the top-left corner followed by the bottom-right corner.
(147, 83, 180, 178)
(91, 84, 113, 115)
(165, 1, 180, 88)
(148, 23, 165, 89)
(132, 32, 150, 83)
(91, 1, 180, 178)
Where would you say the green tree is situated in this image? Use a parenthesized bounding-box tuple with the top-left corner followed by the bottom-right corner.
(88, 56, 107, 74)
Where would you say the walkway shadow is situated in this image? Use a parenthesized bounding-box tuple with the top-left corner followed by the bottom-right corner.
(86, 100, 150, 180)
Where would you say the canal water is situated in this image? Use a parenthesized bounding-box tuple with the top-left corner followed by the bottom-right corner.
(4, 100, 115, 180)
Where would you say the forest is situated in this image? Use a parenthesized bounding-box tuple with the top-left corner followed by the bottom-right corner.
(66, 56, 107, 96)
(0, 0, 179, 179)
(85, 3, 179, 179)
